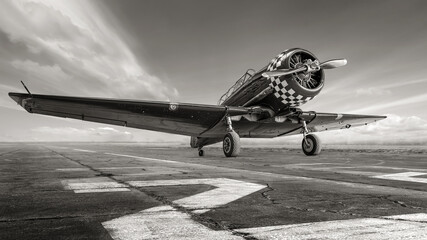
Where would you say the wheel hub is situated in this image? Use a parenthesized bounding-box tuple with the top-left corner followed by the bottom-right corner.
(223, 137, 231, 153)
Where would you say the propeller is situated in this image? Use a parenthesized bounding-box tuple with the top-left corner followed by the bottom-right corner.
(319, 59, 347, 69)
(262, 58, 347, 78)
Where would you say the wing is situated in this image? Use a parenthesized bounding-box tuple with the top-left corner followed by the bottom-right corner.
(8, 93, 249, 136)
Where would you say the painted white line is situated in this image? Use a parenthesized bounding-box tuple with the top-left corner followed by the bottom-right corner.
(49, 146, 69, 149)
(144, 147, 171, 150)
(56, 168, 89, 172)
(65, 182, 126, 190)
(101, 176, 427, 240)
(103, 205, 242, 240)
(73, 148, 96, 153)
(105, 153, 177, 163)
(75, 188, 130, 193)
(104, 152, 427, 197)
(374, 172, 427, 184)
(291, 163, 338, 166)
(98, 167, 146, 170)
(236, 213, 427, 240)
(128, 178, 265, 213)
(102, 178, 263, 239)
(383, 213, 427, 222)
(61, 177, 130, 193)
(57, 167, 147, 171)
(121, 171, 178, 176)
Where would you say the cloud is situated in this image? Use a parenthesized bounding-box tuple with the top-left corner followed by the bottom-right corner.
(356, 87, 392, 96)
(355, 78, 426, 97)
(11, 60, 70, 80)
(352, 93, 427, 113)
(31, 126, 134, 142)
(314, 114, 427, 145)
(0, 0, 178, 103)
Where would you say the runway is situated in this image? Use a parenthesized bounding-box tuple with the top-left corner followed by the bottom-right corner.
(1, 143, 426, 239)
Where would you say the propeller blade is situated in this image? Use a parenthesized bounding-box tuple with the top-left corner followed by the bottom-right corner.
(319, 59, 347, 69)
(261, 58, 347, 78)
(262, 67, 306, 78)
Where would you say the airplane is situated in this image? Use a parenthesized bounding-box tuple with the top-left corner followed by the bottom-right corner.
(9, 48, 386, 157)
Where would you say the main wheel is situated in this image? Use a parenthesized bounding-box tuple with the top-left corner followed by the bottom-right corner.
(198, 149, 204, 157)
(302, 134, 321, 156)
(223, 131, 241, 157)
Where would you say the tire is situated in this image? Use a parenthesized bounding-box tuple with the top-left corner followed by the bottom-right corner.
(302, 134, 321, 156)
(223, 131, 241, 157)
(198, 149, 204, 157)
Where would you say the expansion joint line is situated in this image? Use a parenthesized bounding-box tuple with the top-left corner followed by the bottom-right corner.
(0, 148, 23, 157)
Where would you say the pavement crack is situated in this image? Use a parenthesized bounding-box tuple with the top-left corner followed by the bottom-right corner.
(141, 190, 249, 238)
(261, 184, 279, 204)
(377, 195, 423, 209)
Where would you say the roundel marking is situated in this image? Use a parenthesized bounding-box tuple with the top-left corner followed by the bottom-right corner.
(169, 103, 178, 111)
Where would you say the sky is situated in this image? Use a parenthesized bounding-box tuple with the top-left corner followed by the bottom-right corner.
(0, 0, 426, 145)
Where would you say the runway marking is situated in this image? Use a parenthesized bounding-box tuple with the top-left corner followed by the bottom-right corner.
(104, 152, 427, 197)
(144, 147, 171, 150)
(73, 148, 96, 153)
(74, 188, 130, 193)
(121, 171, 178, 176)
(56, 168, 90, 172)
(105, 153, 177, 163)
(58, 153, 427, 239)
(103, 178, 264, 240)
(128, 178, 265, 213)
(236, 213, 427, 240)
(49, 146, 69, 149)
(102, 206, 242, 240)
(61, 177, 130, 193)
(374, 172, 427, 184)
(384, 213, 427, 222)
(98, 167, 146, 170)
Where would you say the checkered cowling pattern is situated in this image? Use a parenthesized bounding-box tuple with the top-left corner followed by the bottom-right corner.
(266, 52, 313, 107)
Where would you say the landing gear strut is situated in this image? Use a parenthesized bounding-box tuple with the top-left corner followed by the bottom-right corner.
(301, 121, 321, 156)
(223, 115, 241, 157)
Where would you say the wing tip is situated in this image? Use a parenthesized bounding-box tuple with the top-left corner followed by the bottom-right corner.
(8, 92, 31, 105)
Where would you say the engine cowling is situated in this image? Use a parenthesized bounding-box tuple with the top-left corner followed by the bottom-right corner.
(263, 48, 324, 112)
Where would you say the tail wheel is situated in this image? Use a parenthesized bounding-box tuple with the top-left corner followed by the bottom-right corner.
(302, 134, 321, 156)
(198, 149, 204, 157)
(223, 131, 241, 157)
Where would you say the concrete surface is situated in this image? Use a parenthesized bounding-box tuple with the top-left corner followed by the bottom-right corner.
(0, 143, 426, 239)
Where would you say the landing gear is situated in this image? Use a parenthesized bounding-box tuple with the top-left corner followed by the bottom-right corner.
(223, 115, 241, 157)
(302, 134, 321, 156)
(198, 149, 204, 157)
(223, 131, 241, 157)
(301, 121, 321, 156)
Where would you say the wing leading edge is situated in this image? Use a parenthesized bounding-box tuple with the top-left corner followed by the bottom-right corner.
(8, 92, 249, 137)
(304, 112, 386, 133)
